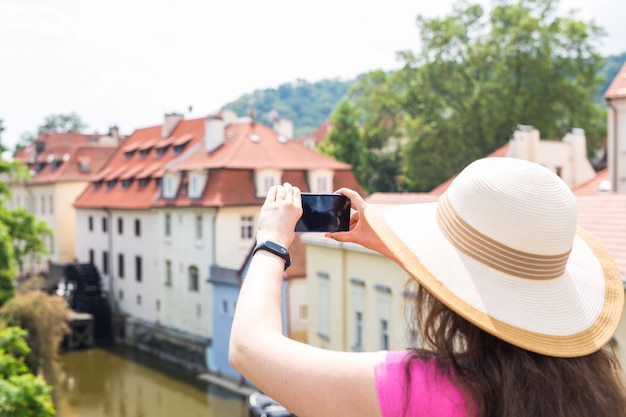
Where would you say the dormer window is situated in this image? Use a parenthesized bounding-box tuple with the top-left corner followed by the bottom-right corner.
(188, 170, 208, 199)
(155, 146, 169, 157)
(124, 150, 135, 160)
(173, 144, 185, 155)
(255, 169, 282, 198)
(139, 149, 150, 159)
(93, 180, 103, 191)
(106, 179, 117, 190)
(309, 169, 333, 193)
(138, 178, 149, 188)
(121, 179, 133, 189)
(51, 160, 63, 171)
(162, 172, 181, 199)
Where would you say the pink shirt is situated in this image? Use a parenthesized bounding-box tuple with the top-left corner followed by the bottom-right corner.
(375, 351, 469, 417)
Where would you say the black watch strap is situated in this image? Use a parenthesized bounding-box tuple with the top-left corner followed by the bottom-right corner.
(253, 241, 291, 270)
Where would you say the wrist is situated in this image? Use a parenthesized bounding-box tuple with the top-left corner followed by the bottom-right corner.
(253, 241, 291, 270)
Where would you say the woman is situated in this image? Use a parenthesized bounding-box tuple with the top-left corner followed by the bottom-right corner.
(229, 157, 626, 417)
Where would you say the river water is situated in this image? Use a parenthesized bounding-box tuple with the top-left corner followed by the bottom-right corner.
(55, 345, 249, 417)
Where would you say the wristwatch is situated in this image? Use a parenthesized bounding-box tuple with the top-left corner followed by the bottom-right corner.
(253, 241, 291, 270)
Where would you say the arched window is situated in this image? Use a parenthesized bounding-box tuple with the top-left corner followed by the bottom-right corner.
(188, 266, 199, 292)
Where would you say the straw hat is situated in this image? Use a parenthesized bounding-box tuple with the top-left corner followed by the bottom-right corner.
(365, 157, 623, 357)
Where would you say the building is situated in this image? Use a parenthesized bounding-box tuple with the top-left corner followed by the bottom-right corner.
(604, 60, 626, 192)
(7, 130, 119, 275)
(73, 110, 363, 375)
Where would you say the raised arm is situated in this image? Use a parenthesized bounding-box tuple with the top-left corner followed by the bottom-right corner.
(229, 183, 382, 417)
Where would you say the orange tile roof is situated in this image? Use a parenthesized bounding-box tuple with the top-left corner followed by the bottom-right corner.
(14, 132, 100, 166)
(174, 122, 351, 171)
(76, 117, 363, 210)
(75, 118, 205, 210)
(575, 193, 626, 276)
(366, 193, 439, 204)
(604, 61, 626, 100)
(571, 169, 609, 194)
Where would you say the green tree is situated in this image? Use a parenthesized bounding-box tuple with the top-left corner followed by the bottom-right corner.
(0, 325, 55, 417)
(0, 151, 51, 301)
(347, 0, 608, 191)
(317, 99, 369, 188)
(1, 291, 70, 386)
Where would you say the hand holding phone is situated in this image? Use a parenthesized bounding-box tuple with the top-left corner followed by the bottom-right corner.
(295, 193, 351, 233)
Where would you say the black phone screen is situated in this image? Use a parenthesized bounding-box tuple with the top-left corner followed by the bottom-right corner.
(295, 193, 351, 233)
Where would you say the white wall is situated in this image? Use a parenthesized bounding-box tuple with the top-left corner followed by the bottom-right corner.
(158, 208, 216, 338)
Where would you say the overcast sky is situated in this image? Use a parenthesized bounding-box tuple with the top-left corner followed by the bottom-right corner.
(1, 0, 624, 150)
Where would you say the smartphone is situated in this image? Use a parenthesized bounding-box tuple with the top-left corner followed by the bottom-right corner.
(296, 193, 351, 233)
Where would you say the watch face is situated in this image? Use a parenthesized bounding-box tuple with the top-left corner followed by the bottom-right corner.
(266, 241, 288, 255)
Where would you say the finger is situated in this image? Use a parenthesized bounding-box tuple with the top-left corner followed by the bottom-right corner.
(293, 186, 302, 208)
(283, 182, 293, 200)
(266, 186, 278, 203)
(334, 188, 366, 210)
(275, 184, 286, 201)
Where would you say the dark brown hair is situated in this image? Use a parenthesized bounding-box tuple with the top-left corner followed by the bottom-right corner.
(404, 283, 626, 417)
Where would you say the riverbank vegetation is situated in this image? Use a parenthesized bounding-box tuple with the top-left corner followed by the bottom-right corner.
(0, 134, 69, 415)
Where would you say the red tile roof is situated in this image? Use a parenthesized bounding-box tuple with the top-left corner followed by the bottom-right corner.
(604, 61, 626, 100)
(28, 145, 116, 184)
(575, 193, 626, 276)
(76, 116, 363, 210)
(75, 118, 206, 209)
(571, 169, 609, 194)
(14, 132, 101, 166)
(174, 122, 350, 171)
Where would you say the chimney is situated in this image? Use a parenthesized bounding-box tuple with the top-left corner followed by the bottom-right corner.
(108, 125, 120, 140)
(205, 115, 225, 153)
(163, 113, 184, 139)
(273, 117, 294, 139)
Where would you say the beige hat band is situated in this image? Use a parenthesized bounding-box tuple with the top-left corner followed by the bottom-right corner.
(436, 194, 571, 280)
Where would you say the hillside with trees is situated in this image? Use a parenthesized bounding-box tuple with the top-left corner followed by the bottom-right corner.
(221, 0, 624, 194)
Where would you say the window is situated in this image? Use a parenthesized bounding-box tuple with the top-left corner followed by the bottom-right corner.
(102, 217, 108, 233)
(49, 195, 53, 214)
(189, 266, 199, 291)
(355, 312, 364, 351)
(102, 251, 109, 275)
(118, 218, 123, 235)
(165, 214, 171, 238)
(121, 179, 133, 189)
(196, 304, 201, 318)
(189, 174, 199, 198)
(41, 196, 45, 214)
(380, 320, 389, 350)
(88, 216, 93, 231)
(89, 249, 94, 264)
(317, 274, 330, 339)
(377, 290, 391, 350)
(195, 215, 203, 241)
(134, 219, 141, 237)
(138, 178, 149, 188)
(221, 299, 228, 316)
(106, 179, 117, 190)
(351, 281, 365, 351)
(135, 256, 142, 282)
(165, 260, 172, 286)
(139, 149, 150, 159)
(163, 176, 175, 198)
(124, 150, 134, 160)
(118, 253, 125, 278)
(156, 299, 161, 311)
(119, 289, 124, 300)
(556, 166, 563, 178)
(263, 176, 276, 193)
(93, 180, 102, 191)
(49, 235, 54, 254)
(137, 294, 142, 305)
(241, 216, 254, 240)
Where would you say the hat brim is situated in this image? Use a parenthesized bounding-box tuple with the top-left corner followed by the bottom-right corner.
(365, 202, 624, 357)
